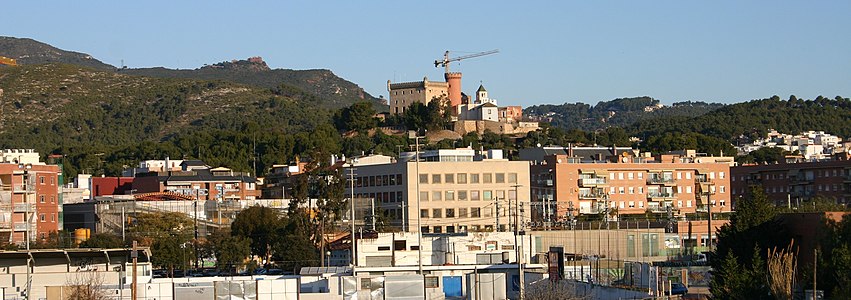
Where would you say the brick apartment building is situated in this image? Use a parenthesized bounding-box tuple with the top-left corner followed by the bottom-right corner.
(523, 146, 734, 221)
(131, 160, 258, 200)
(731, 154, 851, 206)
(0, 149, 62, 245)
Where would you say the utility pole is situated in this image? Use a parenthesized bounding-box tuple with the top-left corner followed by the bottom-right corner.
(194, 189, 199, 269)
(131, 241, 138, 300)
(348, 162, 357, 268)
(513, 184, 525, 300)
(19, 163, 32, 300)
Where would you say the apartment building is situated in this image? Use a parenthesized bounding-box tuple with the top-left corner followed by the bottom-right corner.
(0, 149, 62, 245)
(524, 146, 733, 221)
(345, 148, 531, 233)
(132, 160, 258, 200)
(731, 153, 851, 206)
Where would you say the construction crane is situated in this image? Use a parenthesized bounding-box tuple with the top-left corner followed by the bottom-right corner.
(434, 49, 498, 74)
(0, 56, 17, 67)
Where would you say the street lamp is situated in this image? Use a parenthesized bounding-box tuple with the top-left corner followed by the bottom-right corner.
(512, 184, 525, 300)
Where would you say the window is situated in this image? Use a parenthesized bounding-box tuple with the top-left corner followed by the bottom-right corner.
(421, 209, 429, 218)
(432, 209, 442, 218)
(687, 200, 692, 208)
(508, 173, 518, 183)
(446, 226, 456, 233)
(610, 187, 615, 194)
(508, 190, 517, 200)
(471, 208, 481, 218)
(457, 173, 467, 184)
(394, 240, 407, 250)
(425, 277, 440, 288)
(620, 201, 625, 208)
(686, 173, 692, 179)
(432, 174, 442, 184)
(639, 187, 644, 194)
(445, 174, 454, 183)
(719, 172, 726, 179)
(629, 187, 635, 194)
(495, 173, 505, 183)
(471, 191, 480, 200)
(628, 172, 634, 180)
(433, 226, 442, 233)
(639, 201, 644, 208)
(610, 173, 615, 180)
(471, 174, 480, 184)
(629, 201, 635, 208)
(686, 186, 692, 193)
(419, 174, 429, 184)
(50, 196, 54, 203)
(677, 172, 682, 180)
(420, 191, 429, 201)
(378, 246, 391, 251)
(50, 177, 55, 185)
(421, 227, 429, 233)
(40, 214, 45, 222)
(709, 172, 715, 179)
(483, 190, 493, 201)
(638, 172, 643, 179)
(483, 173, 493, 183)
(459, 208, 468, 218)
(445, 190, 455, 200)
(619, 187, 625, 194)
(446, 208, 455, 218)
(40, 176, 45, 184)
(432, 191, 442, 201)
(619, 173, 624, 180)
(720, 186, 726, 193)
(458, 190, 468, 200)
(40, 195, 45, 203)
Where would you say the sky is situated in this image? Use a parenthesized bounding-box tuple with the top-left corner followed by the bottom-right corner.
(3, 1, 850, 107)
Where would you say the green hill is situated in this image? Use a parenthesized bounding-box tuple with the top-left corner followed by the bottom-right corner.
(0, 36, 115, 70)
(524, 96, 724, 131)
(0, 63, 341, 179)
(120, 57, 383, 109)
(630, 95, 851, 141)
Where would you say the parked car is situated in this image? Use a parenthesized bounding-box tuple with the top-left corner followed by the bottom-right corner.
(668, 282, 688, 295)
(265, 269, 284, 275)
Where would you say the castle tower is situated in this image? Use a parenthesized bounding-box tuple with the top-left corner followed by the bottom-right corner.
(445, 72, 463, 107)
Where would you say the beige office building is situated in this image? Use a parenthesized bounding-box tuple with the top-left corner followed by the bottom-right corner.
(346, 149, 531, 233)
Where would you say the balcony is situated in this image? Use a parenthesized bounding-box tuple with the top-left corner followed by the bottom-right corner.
(647, 201, 675, 213)
(13, 223, 34, 231)
(578, 192, 608, 200)
(647, 175, 675, 185)
(578, 178, 607, 187)
(647, 191, 676, 200)
(12, 185, 32, 193)
(13, 203, 36, 212)
(579, 204, 607, 215)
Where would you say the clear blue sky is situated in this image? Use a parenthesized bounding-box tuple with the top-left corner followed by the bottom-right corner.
(3, 1, 850, 107)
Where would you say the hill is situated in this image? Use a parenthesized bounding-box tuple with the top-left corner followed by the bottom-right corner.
(0, 63, 342, 179)
(0, 36, 382, 109)
(120, 57, 381, 109)
(0, 36, 114, 70)
(524, 96, 724, 131)
(630, 95, 851, 142)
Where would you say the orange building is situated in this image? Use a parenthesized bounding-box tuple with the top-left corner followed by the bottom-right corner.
(0, 149, 62, 245)
(524, 147, 734, 221)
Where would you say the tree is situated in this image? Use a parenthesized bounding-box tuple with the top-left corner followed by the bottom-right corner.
(231, 206, 281, 263)
(334, 101, 377, 132)
(130, 212, 193, 246)
(80, 233, 124, 248)
(208, 229, 251, 273)
(272, 212, 319, 272)
(66, 272, 109, 300)
(151, 235, 193, 273)
(711, 186, 785, 299)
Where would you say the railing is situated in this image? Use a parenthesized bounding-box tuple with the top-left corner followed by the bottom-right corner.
(13, 203, 35, 212)
(13, 185, 31, 193)
(578, 192, 608, 200)
(13, 223, 34, 231)
(647, 177, 674, 184)
(0, 221, 11, 229)
(579, 178, 607, 186)
(647, 192, 675, 199)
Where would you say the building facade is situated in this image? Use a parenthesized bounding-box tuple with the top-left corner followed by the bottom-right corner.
(0, 149, 62, 245)
(387, 77, 449, 115)
(132, 161, 258, 201)
(525, 146, 733, 221)
(731, 156, 851, 206)
(345, 149, 531, 233)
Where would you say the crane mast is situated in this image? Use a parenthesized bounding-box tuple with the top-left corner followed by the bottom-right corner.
(434, 49, 498, 73)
